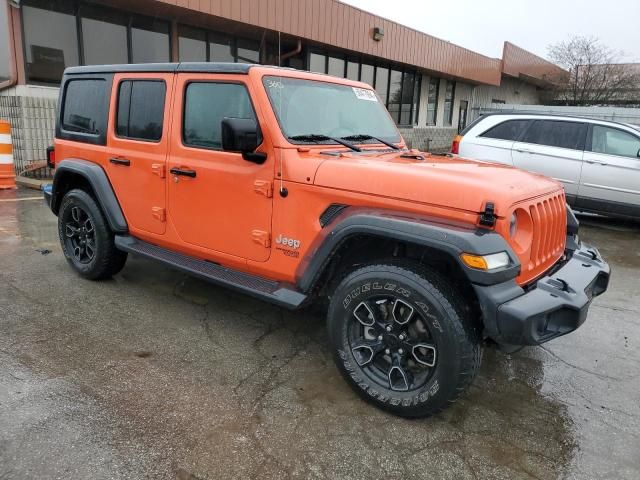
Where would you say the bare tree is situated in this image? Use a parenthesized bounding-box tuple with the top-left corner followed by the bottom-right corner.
(547, 36, 640, 106)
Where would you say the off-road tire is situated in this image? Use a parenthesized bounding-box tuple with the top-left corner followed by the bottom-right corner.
(327, 261, 482, 417)
(58, 189, 127, 280)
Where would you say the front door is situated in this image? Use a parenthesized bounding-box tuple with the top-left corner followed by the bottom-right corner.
(511, 119, 587, 200)
(578, 124, 640, 216)
(167, 74, 273, 262)
(106, 73, 173, 235)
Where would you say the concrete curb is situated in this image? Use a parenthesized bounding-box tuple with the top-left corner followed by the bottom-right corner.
(16, 175, 50, 191)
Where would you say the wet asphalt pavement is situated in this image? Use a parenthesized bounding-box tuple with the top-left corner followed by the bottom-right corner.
(1, 187, 639, 480)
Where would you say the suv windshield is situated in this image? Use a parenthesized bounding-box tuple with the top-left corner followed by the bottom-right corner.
(263, 76, 401, 145)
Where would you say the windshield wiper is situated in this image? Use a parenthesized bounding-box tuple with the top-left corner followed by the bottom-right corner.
(288, 134, 361, 152)
(340, 134, 400, 150)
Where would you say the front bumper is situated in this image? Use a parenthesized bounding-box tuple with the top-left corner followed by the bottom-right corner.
(474, 242, 610, 346)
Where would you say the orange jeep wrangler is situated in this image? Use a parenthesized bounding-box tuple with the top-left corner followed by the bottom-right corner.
(44, 63, 610, 417)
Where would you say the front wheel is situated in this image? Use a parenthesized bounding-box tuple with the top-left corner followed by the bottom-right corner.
(58, 189, 127, 280)
(327, 262, 482, 417)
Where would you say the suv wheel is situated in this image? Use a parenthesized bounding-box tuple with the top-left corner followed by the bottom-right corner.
(58, 189, 127, 280)
(327, 262, 482, 417)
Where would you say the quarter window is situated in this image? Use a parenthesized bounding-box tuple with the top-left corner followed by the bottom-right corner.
(116, 81, 166, 141)
(61, 79, 107, 135)
(183, 83, 256, 150)
(481, 120, 530, 141)
(591, 126, 640, 158)
(521, 120, 586, 150)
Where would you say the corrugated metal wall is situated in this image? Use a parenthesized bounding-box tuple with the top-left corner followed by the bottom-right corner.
(158, 0, 503, 85)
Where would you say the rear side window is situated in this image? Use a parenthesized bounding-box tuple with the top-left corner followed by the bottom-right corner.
(183, 82, 256, 149)
(480, 119, 530, 141)
(62, 79, 107, 135)
(521, 120, 586, 150)
(591, 126, 640, 158)
(116, 80, 166, 141)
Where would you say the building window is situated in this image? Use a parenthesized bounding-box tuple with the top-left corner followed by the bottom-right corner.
(21, 1, 173, 84)
(309, 52, 326, 74)
(305, 49, 419, 126)
(346, 60, 359, 81)
(426, 78, 439, 126)
(22, 0, 79, 84)
(178, 25, 206, 62)
(183, 82, 256, 150)
(327, 56, 345, 77)
(79, 5, 128, 65)
(131, 17, 170, 63)
(1, 0, 12, 83)
(116, 80, 166, 141)
(236, 38, 259, 63)
(209, 32, 234, 62)
(375, 67, 389, 105)
(360, 63, 374, 86)
(387, 69, 402, 123)
(443, 81, 456, 126)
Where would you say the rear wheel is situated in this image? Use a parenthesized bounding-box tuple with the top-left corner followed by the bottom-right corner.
(327, 262, 482, 417)
(58, 189, 127, 280)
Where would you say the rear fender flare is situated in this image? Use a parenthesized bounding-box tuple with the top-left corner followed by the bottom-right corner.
(50, 159, 127, 233)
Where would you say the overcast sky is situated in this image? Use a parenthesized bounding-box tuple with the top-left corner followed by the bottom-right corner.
(342, 0, 640, 63)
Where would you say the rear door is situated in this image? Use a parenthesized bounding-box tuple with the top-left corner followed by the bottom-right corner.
(106, 73, 173, 235)
(578, 124, 640, 216)
(511, 120, 587, 202)
(167, 73, 273, 262)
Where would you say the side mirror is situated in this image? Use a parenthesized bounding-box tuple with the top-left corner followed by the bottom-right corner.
(221, 117, 266, 164)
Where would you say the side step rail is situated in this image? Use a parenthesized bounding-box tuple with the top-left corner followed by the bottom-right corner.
(114, 235, 307, 309)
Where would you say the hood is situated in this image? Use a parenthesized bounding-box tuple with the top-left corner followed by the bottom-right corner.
(313, 152, 563, 216)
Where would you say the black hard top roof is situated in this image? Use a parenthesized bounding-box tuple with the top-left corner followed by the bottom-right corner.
(64, 62, 257, 75)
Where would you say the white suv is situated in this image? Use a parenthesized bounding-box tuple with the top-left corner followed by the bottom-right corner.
(453, 113, 640, 220)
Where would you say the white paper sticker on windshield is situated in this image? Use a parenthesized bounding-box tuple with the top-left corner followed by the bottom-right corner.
(352, 87, 378, 102)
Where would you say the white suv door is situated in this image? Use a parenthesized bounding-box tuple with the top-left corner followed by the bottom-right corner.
(578, 124, 640, 217)
(511, 120, 587, 202)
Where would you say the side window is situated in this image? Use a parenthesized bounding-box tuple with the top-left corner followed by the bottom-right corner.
(62, 79, 107, 135)
(591, 126, 640, 159)
(521, 120, 586, 150)
(116, 80, 166, 141)
(480, 119, 530, 141)
(183, 82, 256, 149)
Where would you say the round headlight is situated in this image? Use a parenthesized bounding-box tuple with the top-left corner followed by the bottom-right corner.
(509, 213, 517, 237)
(511, 208, 533, 254)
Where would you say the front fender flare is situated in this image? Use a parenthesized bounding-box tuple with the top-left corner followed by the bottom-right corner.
(296, 209, 520, 292)
(51, 159, 128, 233)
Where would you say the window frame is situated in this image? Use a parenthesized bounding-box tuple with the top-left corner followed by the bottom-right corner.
(519, 119, 588, 151)
(586, 123, 640, 159)
(115, 78, 167, 143)
(181, 80, 261, 152)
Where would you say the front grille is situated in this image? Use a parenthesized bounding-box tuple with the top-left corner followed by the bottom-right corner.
(528, 193, 567, 270)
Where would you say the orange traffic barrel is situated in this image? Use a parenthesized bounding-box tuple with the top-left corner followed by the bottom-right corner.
(0, 120, 16, 190)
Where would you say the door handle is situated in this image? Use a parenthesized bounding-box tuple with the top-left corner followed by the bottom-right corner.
(515, 149, 533, 154)
(585, 159, 608, 165)
(169, 167, 197, 178)
(109, 157, 130, 166)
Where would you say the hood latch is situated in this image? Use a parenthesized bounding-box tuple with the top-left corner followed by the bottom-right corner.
(479, 202, 497, 227)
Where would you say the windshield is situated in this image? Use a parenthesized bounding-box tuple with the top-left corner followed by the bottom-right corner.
(263, 76, 401, 145)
